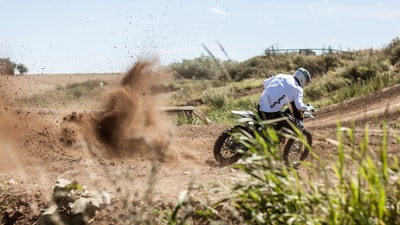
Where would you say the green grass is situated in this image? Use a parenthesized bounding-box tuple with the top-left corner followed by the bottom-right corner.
(167, 124, 400, 225)
(169, 69, 400, 125)
(167, 38, 400, 124)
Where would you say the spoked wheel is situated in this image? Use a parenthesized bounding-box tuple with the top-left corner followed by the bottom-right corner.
(282, 129, 312, 168)
(213, 125, 252, 166)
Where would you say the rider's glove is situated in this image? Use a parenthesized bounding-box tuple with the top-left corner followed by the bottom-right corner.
(306, 105, 315, 112)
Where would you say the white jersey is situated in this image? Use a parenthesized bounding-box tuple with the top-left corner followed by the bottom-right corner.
(258, 74, 309, 112)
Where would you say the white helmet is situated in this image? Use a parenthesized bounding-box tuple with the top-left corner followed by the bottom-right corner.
(294, 68, 311, 88)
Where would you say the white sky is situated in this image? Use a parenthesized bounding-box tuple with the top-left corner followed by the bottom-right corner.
(1, 0, 400, 74)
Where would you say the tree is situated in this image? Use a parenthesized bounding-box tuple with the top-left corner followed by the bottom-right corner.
(16, 63, 28, 74)
(0, 58, 16, 75)
(0, 58, 28, 75)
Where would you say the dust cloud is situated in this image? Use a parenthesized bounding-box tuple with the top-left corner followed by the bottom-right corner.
(0, 59, 174, 172)
(61, 59, 174, 160)
(0, 75, 20, 171)
(0, 126, 20, 171)
(95, 60, 173, 158)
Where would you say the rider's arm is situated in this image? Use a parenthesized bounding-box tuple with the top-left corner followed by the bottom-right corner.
(293, 88, 309, 111)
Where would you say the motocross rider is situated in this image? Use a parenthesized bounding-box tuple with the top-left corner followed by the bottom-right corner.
(258, 68, 315, 129)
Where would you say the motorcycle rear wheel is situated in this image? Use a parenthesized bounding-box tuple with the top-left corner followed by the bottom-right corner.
(282, 129, 312, 168)
(213, 125, 252, 166)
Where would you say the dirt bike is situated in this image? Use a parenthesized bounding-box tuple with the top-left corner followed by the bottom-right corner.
(213, 108, 314, 167)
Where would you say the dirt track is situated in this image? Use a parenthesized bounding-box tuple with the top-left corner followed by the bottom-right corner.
(1, 66, 400, 223)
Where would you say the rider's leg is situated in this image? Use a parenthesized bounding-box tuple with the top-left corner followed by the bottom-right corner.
(257, 105, 284, 131)
(290, 102, 304, 128)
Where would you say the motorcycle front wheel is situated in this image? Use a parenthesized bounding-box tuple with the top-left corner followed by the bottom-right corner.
(213, 125, 252, 166)
(282, 129, 312, 168)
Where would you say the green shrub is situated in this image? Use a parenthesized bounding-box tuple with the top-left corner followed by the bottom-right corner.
(228, 57, 269, 81)
(169, 39, 400, 124)
(168, 79, 212, 106)
(323, 54, 341, 71)
(384, 37, 400, 65)
(169, 124, 400, 225)
(204, 88, 231, 108)
(305, 72, 349, 102)
(342, 64, 378, 81)
(170, 55, 229, 80)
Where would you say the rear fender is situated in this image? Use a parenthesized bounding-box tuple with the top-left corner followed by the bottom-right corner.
(230, 110, 256, 124)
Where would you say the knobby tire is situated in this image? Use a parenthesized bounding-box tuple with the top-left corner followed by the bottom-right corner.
(282, 129, 312, 167)
(213, 125, 252, 167)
